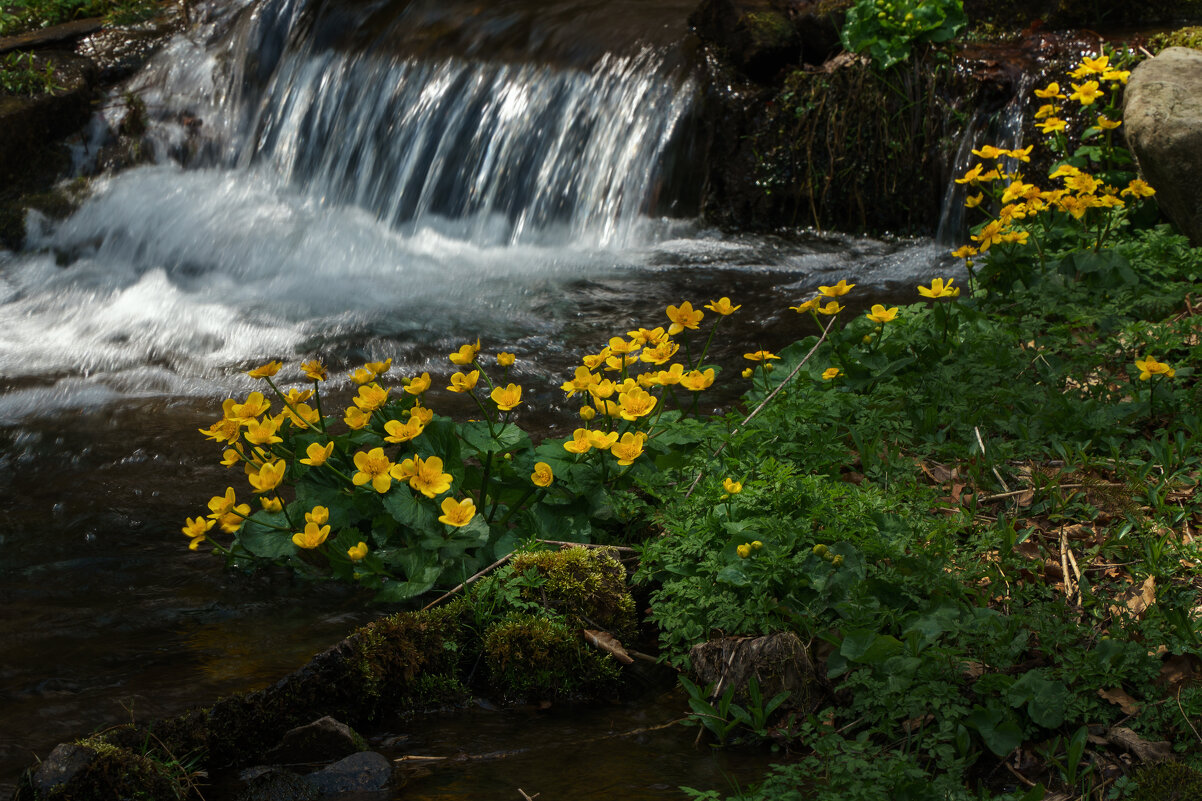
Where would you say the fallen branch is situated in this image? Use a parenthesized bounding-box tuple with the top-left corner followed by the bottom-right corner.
(420, 553, 513, 611)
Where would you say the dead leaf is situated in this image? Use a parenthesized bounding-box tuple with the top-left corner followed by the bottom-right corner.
(902, 714, 934, 733)
(1109, 576, 1156, 619)
(1098, 687, 1142, 716)
(582, 629, 633, 664)
(1106, 726, 1174, 763)
(1158, 653, 1202, 692)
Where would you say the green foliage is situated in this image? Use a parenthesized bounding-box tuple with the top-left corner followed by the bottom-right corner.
(0, 0, 157, 36)
(679, 675, 790, 746)
(840, 0, 967, 69)
(0, 51, 59, 96)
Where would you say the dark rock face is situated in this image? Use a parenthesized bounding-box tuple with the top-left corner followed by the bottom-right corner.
(689, 0, 847, 83)
(690, 631, 824, 711)
(263, 716, 368, 764)
(305, 751, 393, 796)
(1124, 46, 1202, 247)
(0, 51, 95, 187)
(28, 743, 97, 797)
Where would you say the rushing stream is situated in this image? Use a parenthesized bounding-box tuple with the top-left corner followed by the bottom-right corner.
(0, 0, 957, 794)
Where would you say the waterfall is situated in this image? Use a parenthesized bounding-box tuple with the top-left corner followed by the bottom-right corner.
(125, 0, 698, 248)
(935, 71, 1035, 245)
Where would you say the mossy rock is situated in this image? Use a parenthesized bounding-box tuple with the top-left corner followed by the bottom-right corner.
(1131, 762, 1202, 801)
(506, 546, 637, 642)
(1148, 27, 1202, 55)
(482, 611, 621, 701)
(19, 735, 191, 800)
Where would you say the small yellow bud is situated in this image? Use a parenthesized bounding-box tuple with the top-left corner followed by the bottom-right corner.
(751, 540, 763, 550)
(813, 543, 828, 557)
(737, 543, 752, 559)
(831, 554, 844, 567)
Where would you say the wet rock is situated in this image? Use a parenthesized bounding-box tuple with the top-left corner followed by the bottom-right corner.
(305, 751, 393, 796)
(690, 0, 800, 83)
(263, 715, 368, 764)
(238, 767, 321, 801)
(689, 631, 825, 711)
(29, 742, 97, 796)
(1124, 47, 1202, 247)
(0, 51, 96, 187)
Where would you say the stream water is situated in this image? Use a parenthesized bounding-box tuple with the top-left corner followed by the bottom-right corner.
(0, 0, 958, 795)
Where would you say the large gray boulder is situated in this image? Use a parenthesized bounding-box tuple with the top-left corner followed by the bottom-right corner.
(1123, 47, 1202, 246)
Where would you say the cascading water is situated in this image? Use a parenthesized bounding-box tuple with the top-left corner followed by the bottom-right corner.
(0, 0, 956, 793)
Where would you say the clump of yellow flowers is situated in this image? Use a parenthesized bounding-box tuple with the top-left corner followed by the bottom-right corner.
(951, 49, 1156, 287)
(187, 299, 754, 601)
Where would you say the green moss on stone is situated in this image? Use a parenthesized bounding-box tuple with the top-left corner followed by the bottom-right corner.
(482, 611, 619, 701)
(507, 546, 637, 642)
(1131, 762, 1202, 801)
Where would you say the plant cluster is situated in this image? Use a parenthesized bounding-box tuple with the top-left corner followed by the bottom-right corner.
(186, 300, 744, 601)
(0, 51, 60, 96)
(951, 52, 1158, 290)
(0, 0, 156, 36)
(840, 0, 967, 69)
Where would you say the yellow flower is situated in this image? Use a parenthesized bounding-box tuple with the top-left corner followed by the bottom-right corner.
(640, 340, 679, 365)
(183, 516, 215, 550)
(751, 540, 762, 550)
(301, 360, 327, 381)
(402, 454, 453, 498)
(617, 386, 657, 421)
(490, 383, 523, 411)
(343, 406, 371, 430)
(604, 353, 639, 372)
(704, 297, 741, 315)
(610, 431, 647, 465)
(666, 301, 704, 335)
(292, 521, 330, 549)
(260, 496, 283, 513)
(1034, 82, 1065, 99)
(405, 372, 431, 396)
(865, 304, 898, 324)
(971, 145, 1004, 159)
(449, 339, 481, 366)
(561, 366, 599, 397)
(816, 300, 844, 315)
(348, 542, 369, 561)
(225, 391, 271, 422)
(443, 370, 478, 394)
(297, 441, 331, 467)
(564, 428, 593, 454)
(918, 277, 960, 299)
(207, 486, 240, 519)
(818, 279, 855, 297)
(581, 348, 612, 370)
(964, 192, 984, 209)
(607, 336, 641, 356)
(365, 358, 392, 378)
(248, 459, 287, 493)
(579, 405, 596, 421)
(741, 368, 754, 378)
(1038, 117, 1067, 134)
(628, 326, 669, 347)
(951, 245, 977, 260)
(723, 478, 742, 494)
(244, 416, 283, 446)
(246, 360, 282, 379)
(281, 403, 320, 430)
(743, 350, 780, 362)
(1095, 115, 1122, 131)
(352, 382, 389, 412)
(1065, 172, 1101, 195)
(383, 417, 424, 444)
(350, 367, 376, 385)
(1069, 80, 1104, 106)
(1001, 179, 1038, 204)
(409, 403, 434, 426)
(1120, 179, 1155, 199)
(220, 448, 242, 467)
(438, 496, 476, 527)
(588, 430, 619, 450)
(822, 367, 842, 381)
(531, 462, 554, 487)
(737, 543, 751, 559)
(1135, 356, 1175, 381)
(497, 352, 515, 367)
(1034, 103, 1059, 119)
(679, 368, 715, 392)
(1048, 164, 1081, 180)
(790, 298, 819, 314)
(305, 505, 329, 525)
(1007, 146, 1034, 162)
(352, 448, 395, 494)
(1072, 54, 1109, 77)
(1101, 68, 1130, 84)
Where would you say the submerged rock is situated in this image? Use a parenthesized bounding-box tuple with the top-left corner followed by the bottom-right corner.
(1124, 46, 1202, 247)
(262, 716, 368, 765)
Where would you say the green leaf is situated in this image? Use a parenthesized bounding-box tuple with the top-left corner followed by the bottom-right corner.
(237, 514, 297, 559)
(1007, 672, 1069, 729)
(839, 630, 904, 665)
(458, 421, 531, 457)
(965, 705, 1023, 756)
(381, 487, 437, 529)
